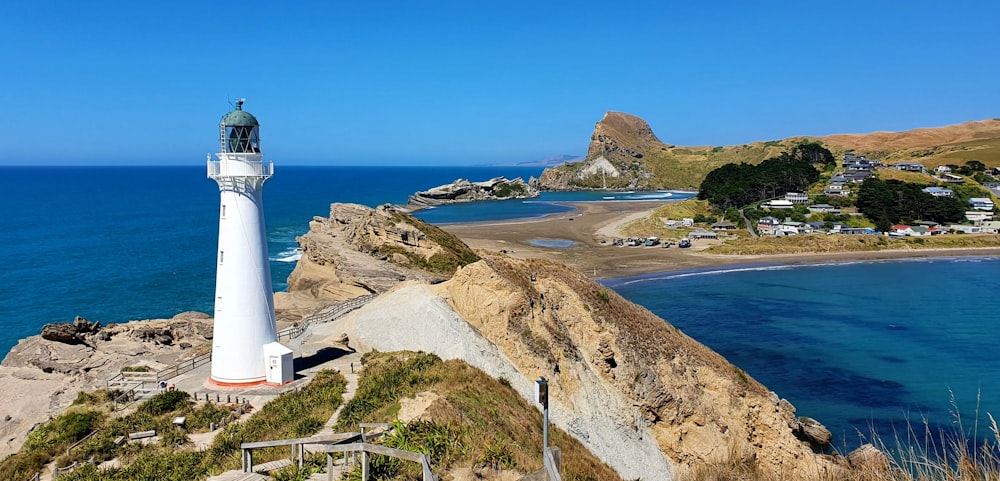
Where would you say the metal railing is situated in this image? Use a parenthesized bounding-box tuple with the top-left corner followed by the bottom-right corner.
(106, 351, 212, 410)
(206, 159, 273, 178)
(277, 293, 378, 342)
(155, 351, 212, 382)
(67, 429, 100, 457)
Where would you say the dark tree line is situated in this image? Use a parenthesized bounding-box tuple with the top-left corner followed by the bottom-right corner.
(856, 178, 965, 232)
(698, 145, 825, 209)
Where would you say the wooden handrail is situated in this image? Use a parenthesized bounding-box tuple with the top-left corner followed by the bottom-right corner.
(277, 294, 377, 342)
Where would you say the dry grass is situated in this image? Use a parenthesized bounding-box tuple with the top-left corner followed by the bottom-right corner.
(705, 234, 1000, 255)
(339, 350, 623, 481)
(619, 199, 714, 238)
(876, 169, 939, 183)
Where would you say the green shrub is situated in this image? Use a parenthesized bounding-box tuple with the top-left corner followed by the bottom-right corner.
(139, 390, 190, 416)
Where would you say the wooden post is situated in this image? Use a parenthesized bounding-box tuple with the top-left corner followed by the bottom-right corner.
(327, 453, 333, 481)
(298, 443, 304, 469)
(421, 453, 433, 481)
(362, 450, 369, 481)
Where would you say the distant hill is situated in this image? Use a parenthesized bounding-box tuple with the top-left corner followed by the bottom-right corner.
(501, 154, 584, 167)
(538, 113, 1000, 190)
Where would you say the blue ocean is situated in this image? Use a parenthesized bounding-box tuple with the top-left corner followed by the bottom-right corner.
(1, 165, 997, 451)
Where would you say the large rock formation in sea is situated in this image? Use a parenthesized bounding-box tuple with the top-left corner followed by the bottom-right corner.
(405, 176, 539, 209)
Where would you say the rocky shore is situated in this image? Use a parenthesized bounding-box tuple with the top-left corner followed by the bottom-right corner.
(404, 176, 539, 209)
(0, 313, 213, 457)
(0, 200, 928, 479)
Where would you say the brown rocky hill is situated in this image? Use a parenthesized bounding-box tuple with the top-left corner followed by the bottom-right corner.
(275, 203, 480, 320)
(538, 113, 1000, 190)
(290, 205, 840, 480)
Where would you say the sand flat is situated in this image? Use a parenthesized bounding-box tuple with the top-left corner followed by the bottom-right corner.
(440, 200, 1000, 279)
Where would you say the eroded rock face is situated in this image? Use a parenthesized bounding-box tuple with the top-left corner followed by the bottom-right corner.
(341, 254, 840, 479)
(426, 253, 836, 480)
(539, 112, 664, 190)
(41, 323, 86, 345)
(406, 176, 539, 208)
(280, 203, 476, 320)
(0, 314, 213, 457)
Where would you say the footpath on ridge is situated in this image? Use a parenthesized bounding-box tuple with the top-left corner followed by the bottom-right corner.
(205, 311, 368, 481)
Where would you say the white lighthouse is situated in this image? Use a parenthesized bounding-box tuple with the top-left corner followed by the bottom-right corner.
(206, 99, 288, 386)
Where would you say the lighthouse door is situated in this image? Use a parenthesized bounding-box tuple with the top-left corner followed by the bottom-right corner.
(267, 356, 279, 383)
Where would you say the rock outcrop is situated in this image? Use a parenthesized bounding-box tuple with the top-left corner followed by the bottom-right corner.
(0, 312, 213, 457)
(337, 246, 838, 480)
(539, 112, 667, 190)
(277, 203, 480, 320)
(405, 176, 539, 209)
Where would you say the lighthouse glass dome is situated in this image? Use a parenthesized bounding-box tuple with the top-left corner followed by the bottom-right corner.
(219, 99, 261, 154)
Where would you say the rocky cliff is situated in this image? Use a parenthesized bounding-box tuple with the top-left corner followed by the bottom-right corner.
(288, 204, 838, 480)
(405, 176, 539, 209)
(277, 203, 480, 319)
(539, 112, 668, 190)
(340, 253, 836, 480)
(0, 313, 213, 457)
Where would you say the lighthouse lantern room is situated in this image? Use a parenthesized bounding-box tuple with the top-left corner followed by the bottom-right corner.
(206, 99, 290, 386)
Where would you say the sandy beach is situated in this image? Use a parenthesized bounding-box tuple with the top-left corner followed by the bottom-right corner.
(441, 201, 1000, 279)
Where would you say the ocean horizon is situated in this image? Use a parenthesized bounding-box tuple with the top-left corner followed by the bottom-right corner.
(1, 165, 997, 452)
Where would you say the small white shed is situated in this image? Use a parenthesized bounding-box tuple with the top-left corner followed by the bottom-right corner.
(263, 342, 294, 385)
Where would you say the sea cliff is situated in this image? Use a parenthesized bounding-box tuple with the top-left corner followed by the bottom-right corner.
(1, 203, 841, 480)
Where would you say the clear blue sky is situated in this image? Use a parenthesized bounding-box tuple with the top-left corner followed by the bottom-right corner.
(1, 1, 998, 166)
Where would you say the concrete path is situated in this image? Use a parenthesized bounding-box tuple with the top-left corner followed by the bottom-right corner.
(204, 314, 367, 481)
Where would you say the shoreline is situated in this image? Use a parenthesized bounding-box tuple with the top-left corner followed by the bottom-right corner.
(439, 200, 1000, 280)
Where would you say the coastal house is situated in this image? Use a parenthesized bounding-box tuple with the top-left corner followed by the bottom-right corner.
(843, 170, 873, 183)
(891, 225, 914, 237)
(939, 173, 965, 184)
(980, 221, 1000, 234)
(908, 226, 935, 237)
(895, 162, 926, 172)
(711, 220, 737, 230)
(950, 224, 983, 234)
(969, 197, 995, 211)
(681, 218, 695, 227)
(824, 184, 851, 196)
(762, 199, 794, 209)
(784, 192, 810, 204)
(842, 153, 880, 170)
(807, 221, 828, 233)
(922, 186, 954, 197)
(808, 204, 841, 214)
(757, 216, 780, 235)
(965, 211, 994, 222)
(831, 225, 879, 235)
(779, 221, 809, 235)
(688, 229, 719, 240)
(935, 165, 952, 174)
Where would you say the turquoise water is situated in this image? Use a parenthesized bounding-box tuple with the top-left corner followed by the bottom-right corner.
(603, 257, 1000, 449)
(1, 165, 994, 451)
(0, 166, 689, 354)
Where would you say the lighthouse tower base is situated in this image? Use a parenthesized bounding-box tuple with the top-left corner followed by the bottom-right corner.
(208, 341, 293, 388)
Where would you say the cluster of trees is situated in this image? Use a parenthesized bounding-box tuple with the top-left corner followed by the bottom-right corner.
(950, 159, 986, 175)
(856, 178, 965, 232)
(698, 143, 829, 209)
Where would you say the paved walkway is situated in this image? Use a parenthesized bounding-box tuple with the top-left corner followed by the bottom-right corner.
(203, 315, 366, 481)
